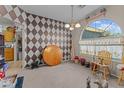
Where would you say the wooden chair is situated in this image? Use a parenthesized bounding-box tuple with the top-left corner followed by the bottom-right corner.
(117, 56, 124, 85)
(92, 51, 112, 80)
(117, 68, 124, 85)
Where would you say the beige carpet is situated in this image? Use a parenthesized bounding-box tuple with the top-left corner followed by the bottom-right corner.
(19, 62, 124, 88)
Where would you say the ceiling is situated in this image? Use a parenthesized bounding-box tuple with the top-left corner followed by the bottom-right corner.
(19, 5, 103, 23)
(0, 17, 14, 26)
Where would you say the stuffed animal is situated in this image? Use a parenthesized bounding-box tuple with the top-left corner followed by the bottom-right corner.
(86, 76, 91, 88)
(94, 79, 103, 88)
(25, 61, 44, 69)
(94, 79, 108, 88)
(0, 71, 5, 79)
(94, 72, 109, 88)
(102, 80, 108, 88)
(31, 61, 39, 69)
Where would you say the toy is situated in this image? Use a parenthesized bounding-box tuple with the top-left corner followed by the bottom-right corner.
(73, 56, 79, 63)
(94, 72, 109, 88)
(0, 58, 8, 78)
(94, 79, 108, 88)
(25, 61, 39, 69)
(0, 71, 5, 79)
(86, 72, 108, 88)
(86, 76, 91, 88)
(80, 57, 86, 66)
(85, 61, 90, 68)
(25, 61, 46, 69)
(43, 45, 62, 66)
(3, 63, 9, 72)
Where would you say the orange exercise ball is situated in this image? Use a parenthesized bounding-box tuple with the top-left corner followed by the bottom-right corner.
(43, 45, 62, 66)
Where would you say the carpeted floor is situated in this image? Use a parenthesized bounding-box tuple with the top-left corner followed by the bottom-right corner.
(19, 62, 124, 88)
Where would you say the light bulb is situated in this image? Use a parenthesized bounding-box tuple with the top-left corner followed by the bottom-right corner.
(70, 27, 74, 30)
(65, 24, 70, 28)
(75, 23, 81, 28)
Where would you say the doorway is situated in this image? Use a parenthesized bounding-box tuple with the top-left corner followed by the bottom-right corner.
(15, 32, 22, 61)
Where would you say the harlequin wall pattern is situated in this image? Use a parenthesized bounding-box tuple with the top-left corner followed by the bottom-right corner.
(26, 13, 72, 63)
(0, 5, 72, 63)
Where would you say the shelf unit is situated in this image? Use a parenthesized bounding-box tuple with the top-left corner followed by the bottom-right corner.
(0, 35, 4, 57)
(0, 34, 4, 69)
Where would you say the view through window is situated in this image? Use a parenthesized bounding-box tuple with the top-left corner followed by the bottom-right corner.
(82, 19, 122, 39)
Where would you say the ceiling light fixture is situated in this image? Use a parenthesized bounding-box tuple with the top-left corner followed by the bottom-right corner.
(75, 23, 81, 28)
(65, 24, 70, 28)
(65, 5, 81, 31)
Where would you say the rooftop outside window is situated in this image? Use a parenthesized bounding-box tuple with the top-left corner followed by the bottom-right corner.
(82, 19, 122, 39)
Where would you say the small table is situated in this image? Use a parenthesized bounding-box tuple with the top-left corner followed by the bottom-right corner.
(91, 61, 111, 80)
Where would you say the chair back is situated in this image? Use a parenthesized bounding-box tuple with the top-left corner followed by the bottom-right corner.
(122, 56, 124, 64)
(97, 51, 112, 65)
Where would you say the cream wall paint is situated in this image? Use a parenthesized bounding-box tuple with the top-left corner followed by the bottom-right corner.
(106, 5, 124, 32)
(72, 5, 124, 56)
(71, 29, 82, 56)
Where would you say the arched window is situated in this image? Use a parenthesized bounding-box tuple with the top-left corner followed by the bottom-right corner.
(81, 19, 122, 39)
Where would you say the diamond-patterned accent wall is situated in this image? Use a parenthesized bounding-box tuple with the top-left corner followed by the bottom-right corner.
(0, 5, 27, 26)
(26, 13, 72, 63)
(0, 5, 72, 64)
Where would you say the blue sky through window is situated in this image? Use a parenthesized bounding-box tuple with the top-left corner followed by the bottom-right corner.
(89, 19, 122, 36)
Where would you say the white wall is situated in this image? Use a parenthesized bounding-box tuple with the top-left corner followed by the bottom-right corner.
(106, 5, 124, 32)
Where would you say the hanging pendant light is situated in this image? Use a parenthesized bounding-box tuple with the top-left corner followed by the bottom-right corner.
(70, 27, 74, 30)
(65, 5, 81, 30)
(65, 24, 70, 28)
(75, 23, 81, 28)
